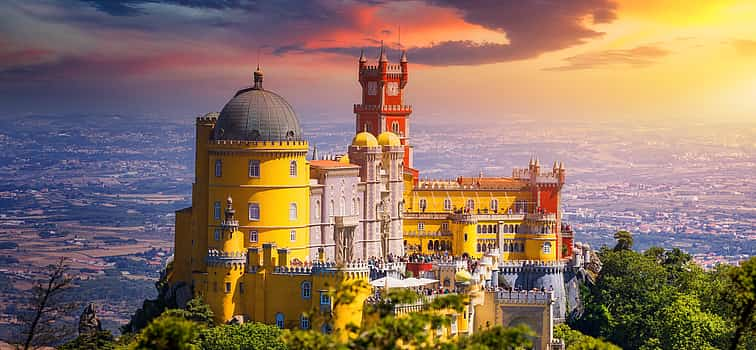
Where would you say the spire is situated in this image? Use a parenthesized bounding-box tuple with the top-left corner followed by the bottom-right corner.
(312, 144, 319, 160)
(379, 40, 387, 62)
(359, 49, 367, 63)
(253, 65, 263, 89)
(400, 50, 407, 63)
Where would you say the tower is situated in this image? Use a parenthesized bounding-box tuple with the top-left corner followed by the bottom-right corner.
(355, 45, 413, 169)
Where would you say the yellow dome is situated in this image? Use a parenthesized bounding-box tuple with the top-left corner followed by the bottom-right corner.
(339, 154, 350, 164)
(377, 131, 401, 147)
(351, 132, 378, 147)
(455, 270, 472, 283)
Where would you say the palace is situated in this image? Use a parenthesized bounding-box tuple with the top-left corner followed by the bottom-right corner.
(169, 47, 597, 349)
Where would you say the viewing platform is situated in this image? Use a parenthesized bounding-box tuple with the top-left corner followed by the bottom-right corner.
(353, 104, 413, 115)
(494, 290, 554, 305)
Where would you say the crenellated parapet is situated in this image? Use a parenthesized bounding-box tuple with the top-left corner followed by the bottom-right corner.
(498, 260, 566, 274)
(494, 290, 555, 305)
(206, 249, 246, 267)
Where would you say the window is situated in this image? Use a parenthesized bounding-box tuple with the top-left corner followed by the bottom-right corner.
(239, 282, 245, 294)
(249, 230, 258, 243)
(543, 242, 552, 254)
(320, 292, 330, 305)
(276, 313, 285, 329)
(441, 223, 449, 232)
(214, 159, 222, 177)
(419, 199, 427, 212)
(490, 199, 498, 212)
(290, 230, 296, 242)
(321, 323, 332, 334)
(301, 281, 311, 299)
(225, 282, 231, 293)
(248, 203, 260, 221)
(464, 233, 468, 242)
(289, 203, 297, 221)
(300, 315, 310, 330)
(466, 199, 475, 210)
(352, 198, 357, 215)
(248, 160, 260, 177)
(443, 198, 452, 211)
(214, 229, 221, 241)
(289, 160, 297, 177)
(214, 201, 221, 220)
(391, 121, 400, 134)
(315, 200, 321, 220)
(417, 222, 425, 231)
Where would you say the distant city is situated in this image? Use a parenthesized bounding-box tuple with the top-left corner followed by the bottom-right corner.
(0, 114, 752, 335)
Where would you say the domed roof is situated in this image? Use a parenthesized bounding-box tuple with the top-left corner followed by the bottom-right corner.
(351, 131, 378, 147)
(377, 131, 401, 146)
(213, 68, 303, 141)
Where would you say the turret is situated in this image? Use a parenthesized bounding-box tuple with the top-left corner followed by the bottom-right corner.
(359, 49, 367, 69)
(400, 50, 408, 88)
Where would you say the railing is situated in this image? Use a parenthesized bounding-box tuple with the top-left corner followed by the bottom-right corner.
(353, 104, 413, 113)
(403, 212, 451, 220)
(494, 290, 554, 305)
(404, 230, 453, 237)
(525, 213, 557, 222)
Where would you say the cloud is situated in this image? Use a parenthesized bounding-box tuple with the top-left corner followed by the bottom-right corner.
(545, 45, 669, 71)
(733, 39, 756, 56)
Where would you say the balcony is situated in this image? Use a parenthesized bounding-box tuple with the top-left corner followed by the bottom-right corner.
(353, 104, 413, 115)
(525, 213, 557, 222)
(334, 215, 359, 228)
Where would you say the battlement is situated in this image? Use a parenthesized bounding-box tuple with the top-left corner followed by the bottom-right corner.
(353, 104, 412, 114)
(206, 249, 246, 266)
(436, 260, 468, 270)
(209, 139, 308, 148)
(497, 260, 566, 274)
(494, 290, 554, 305)
(271, 261, 372, 278)
(196, 112, 219, 125)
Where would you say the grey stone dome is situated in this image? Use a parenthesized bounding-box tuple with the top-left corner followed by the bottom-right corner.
(213, 70, 303, 141)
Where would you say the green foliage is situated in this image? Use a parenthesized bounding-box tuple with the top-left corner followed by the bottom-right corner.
(572, 234, 753, 350)
(197, 322, 286, 350)
(459, 324, 534, 350)
(553, 324, 620, 350)
(656, 294, 728, 350)
(130, 315, 201, 350)
(122, 269, 178, 334)
(612, 230, 633, 251)
(59, 330, 116, 350)
(726, 256, 756, 350)
(163, 297, 215, 328)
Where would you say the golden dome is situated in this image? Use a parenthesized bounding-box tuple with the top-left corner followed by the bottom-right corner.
(339, 154, 350, 164)
(455, 270, 472, 283)
(351, 132, 378, 147)
(377, 131, 401, 147)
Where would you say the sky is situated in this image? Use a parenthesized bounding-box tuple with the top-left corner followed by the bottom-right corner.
(1, 0, 755, 124)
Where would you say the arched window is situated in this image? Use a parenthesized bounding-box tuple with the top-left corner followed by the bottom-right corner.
(329, 200, 334, 219)
(543, 242, 552, 254)
(214, 159, 222, 177)
(314, 200, 321, 220)
(419, 199, 427, 212)
(428, 241, 433, 251)
(466, 199, 475, 210)
(488, 225, 494, 233)
(289, 203, 297, 221)
(490, 199, 498, 212)
(443, 199, 452, 211)
(289, 160, 297, 177)
(476, 225, 481, 234)
(275, 313, 285, 329)
(515, 225, 520, 233)
(301, 281, 311, 299)
(504, 225, 510, 233)
(476, 243, 481, 252)
(391, 121, 400, 134)
(339, 197, 345, 216)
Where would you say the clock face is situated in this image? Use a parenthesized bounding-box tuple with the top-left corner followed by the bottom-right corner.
(387, 82, 399, 96)
(367, 81, 377, 96)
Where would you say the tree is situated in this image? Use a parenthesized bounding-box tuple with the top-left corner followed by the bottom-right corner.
(59, 330, 115, 350)
(18, 257, 76, 350)
(553, 324, 620, 350)
(460, 324, 534, 349)
(612, 230, 633, 251)
(163, 297, 215, 328)
(656, 294, 728, 350)
(122, 266, 178, 334)
(131, 315, 201, 350)
(198, 323, 286, 350)
(727, 256, 756, 350)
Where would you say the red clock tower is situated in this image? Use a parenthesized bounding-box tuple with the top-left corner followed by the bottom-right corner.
(354, 45, 414, 170)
